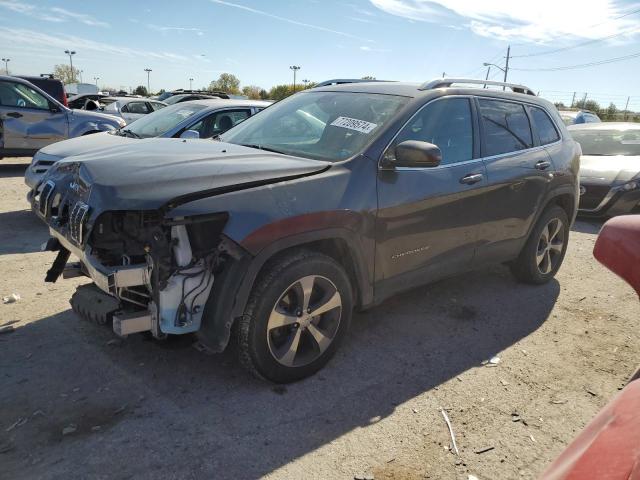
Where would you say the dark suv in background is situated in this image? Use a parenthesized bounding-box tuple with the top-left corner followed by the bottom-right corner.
(32, 78, 580, 383)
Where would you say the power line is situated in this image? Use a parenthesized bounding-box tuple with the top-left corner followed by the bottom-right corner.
(511, 27, 640, 58)
(510, 50, 640, 71)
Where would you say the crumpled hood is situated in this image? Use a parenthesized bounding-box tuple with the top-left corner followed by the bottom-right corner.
(48, 139, 330, 211)
(580, 155, 640, 186)
(39, 131, 135, 159)
(69, 108, 122, 127)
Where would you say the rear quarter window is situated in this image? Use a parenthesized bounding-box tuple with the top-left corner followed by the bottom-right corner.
(530, 107, 560, 145)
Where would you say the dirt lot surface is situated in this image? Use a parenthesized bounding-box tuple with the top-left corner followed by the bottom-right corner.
(1, 157, 639, 480)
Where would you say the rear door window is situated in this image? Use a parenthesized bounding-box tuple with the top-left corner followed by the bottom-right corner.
(530, 107, 560, 145)
(478, 99, 533, 156)
(126, 102, 151, 114)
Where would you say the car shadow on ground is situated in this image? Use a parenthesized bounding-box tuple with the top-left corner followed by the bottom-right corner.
(1, 265, 559, 479)
(0, 162, 29, 179)
(572, 218, 605, 235)
(0, 209, 49, 255)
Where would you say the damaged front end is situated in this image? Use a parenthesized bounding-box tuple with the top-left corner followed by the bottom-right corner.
(33, 175, 238, 339)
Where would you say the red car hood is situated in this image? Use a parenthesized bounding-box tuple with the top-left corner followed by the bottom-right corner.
(540, 377, 640, 480)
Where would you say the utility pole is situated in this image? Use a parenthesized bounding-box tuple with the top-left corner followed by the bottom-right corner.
(289, 65, 300, 93)
(484, 65, 491, 88)
(503, 45, 510, 89)
(144, 68, 152, 94)
(570, 92, 576, 108)
(624, 96, 630, 120)
(1, 58, 9, 74)
(189, 77, 193, 90)
(442, 71, 446, 78)
(581, 92, 588, 109)
(64, 50, 76, 82)
(93, 76, 99, 87)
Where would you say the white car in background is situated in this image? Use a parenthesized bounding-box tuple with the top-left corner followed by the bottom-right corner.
(102, 97, 167, 123)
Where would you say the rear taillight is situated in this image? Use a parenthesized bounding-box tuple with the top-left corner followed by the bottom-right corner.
(62, 90, 68, 107)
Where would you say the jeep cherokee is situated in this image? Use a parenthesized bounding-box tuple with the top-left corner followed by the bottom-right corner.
(31, 78, 580, 383)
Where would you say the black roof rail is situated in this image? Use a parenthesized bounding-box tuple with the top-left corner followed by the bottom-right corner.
(419, 78, 536, 96)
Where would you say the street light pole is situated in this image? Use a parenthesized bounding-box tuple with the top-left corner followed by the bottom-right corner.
(189, 77, 193, 90)
(503, 45, 511, 87)
(144, 68, 152, 94)
(1, 58, 9, 74)
(289, 65, 300, 93)
(302, 79, 310, 89)
(64, 50, 76, 82)
(94, 76, 100, 87)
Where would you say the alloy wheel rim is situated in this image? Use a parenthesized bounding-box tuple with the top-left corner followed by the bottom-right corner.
(536, 218, 565, 275)
(267, 275, 342, 368)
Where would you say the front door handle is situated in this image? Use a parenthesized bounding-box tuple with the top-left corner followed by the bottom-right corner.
(460, 173, 483, 185)
(535, 160, 551, 170)
(6, 112, 22, 118)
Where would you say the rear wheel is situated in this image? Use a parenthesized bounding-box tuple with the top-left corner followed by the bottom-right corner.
(238, 250, 353, 383)
(510, 205, 569, 284)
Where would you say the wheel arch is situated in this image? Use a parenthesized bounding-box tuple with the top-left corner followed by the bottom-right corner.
(197, 229, 373, 353)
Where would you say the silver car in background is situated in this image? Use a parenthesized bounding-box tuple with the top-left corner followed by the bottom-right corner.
(0, 75, 124, 159)
(570, 122, 640, 216)
(101, 96, 167, 124)
(25, 98, 271, 188)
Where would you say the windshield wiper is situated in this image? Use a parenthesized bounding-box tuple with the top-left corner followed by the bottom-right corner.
(238, 143, 284, 154)
(121, 128, 141, 139)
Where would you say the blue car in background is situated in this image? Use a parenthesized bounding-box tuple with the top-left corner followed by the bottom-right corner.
(25, 98, 271, 188)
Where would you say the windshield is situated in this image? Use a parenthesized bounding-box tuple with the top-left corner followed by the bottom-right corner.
(164, 95, 187, 105)
(571, 129, 640, 156)
(112, 103, 206, 138)
(220, 91, 409, 161)
(156, 91, 173, 102)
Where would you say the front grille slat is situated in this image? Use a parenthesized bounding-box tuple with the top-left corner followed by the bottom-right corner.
(38, 181, 55, 216)
(69, 201, 89, 245)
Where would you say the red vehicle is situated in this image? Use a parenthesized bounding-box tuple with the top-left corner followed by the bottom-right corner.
(540, 215, 640, 479)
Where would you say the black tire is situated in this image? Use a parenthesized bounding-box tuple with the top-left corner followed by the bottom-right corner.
(510, 205, 569, 284)
(238, 250, 353, 383)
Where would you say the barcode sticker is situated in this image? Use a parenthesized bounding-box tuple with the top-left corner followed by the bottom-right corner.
(330, 116, 378, 134)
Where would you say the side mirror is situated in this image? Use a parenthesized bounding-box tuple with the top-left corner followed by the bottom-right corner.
(180, 129, 200, 140)
(393, 140, 442, 168)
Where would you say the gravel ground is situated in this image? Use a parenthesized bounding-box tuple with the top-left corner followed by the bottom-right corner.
(1, 158, 638, 480)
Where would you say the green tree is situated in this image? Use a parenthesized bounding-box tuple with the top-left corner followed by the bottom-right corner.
(554, 102, 566, 109)
(259, 89, 269, 100)
(133, 85, 148, 96)
(242, 85, 263, 99)
(605, 102, 618, 121)
(209, 73, 241, 94)
(268, 84, 296, 101)
(361, 75, 376, 80)
(53, 64, 81, 84)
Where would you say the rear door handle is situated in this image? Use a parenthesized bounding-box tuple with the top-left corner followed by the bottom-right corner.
(460, 173, 483, 185)
(6, 112, 22, 118)
(535, 160, 551, 170)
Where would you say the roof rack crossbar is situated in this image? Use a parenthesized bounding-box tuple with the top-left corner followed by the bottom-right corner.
(419, 78, 536, 96)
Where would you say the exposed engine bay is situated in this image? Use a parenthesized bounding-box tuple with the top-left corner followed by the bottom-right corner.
(43, 203, 233, 339)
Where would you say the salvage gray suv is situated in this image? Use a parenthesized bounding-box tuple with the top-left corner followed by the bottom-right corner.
(0, 75, 124, 159)
(31, 78, 580, 383)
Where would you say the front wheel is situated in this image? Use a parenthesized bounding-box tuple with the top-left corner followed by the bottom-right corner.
(238, 250, 353, 383)
(510, 205, 569, 284)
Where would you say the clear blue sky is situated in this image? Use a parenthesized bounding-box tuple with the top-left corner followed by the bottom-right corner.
(1, 0, 639, 109)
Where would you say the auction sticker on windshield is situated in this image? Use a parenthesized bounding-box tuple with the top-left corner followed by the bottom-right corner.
(330, 116, 378, 134)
